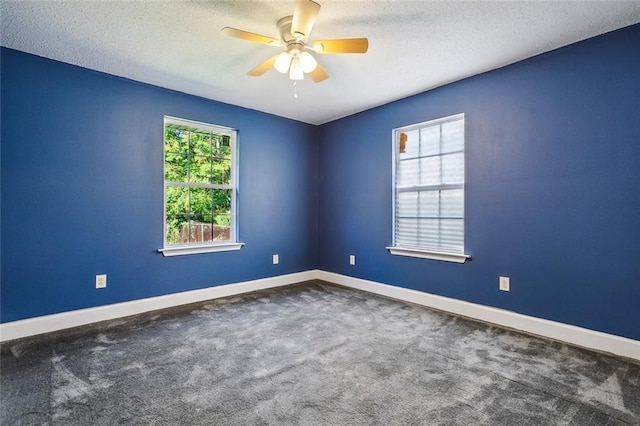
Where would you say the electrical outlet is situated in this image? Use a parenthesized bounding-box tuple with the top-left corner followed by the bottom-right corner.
(96, 274, 107, 289)
(349, 255, 356, 265)
(499, 276, 510, 292)
(272, 254, 279, 265)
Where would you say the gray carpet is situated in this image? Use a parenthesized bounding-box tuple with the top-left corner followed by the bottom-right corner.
(1, 280, 639, 425)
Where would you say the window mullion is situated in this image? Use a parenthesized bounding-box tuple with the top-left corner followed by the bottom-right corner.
(398, 149, 464, 162)
(438, 124, 443, 249)
(165, 182, 233, 189)
(397, 183, 463, 193)
(417, 127, 422, 246)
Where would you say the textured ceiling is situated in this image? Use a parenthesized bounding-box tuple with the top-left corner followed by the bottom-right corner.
(2, 1, 639, 125)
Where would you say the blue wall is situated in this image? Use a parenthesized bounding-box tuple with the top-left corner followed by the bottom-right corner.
(1, 48, 318, 322)
(317, 24, 640, 341)
(2, 24, 639, 341)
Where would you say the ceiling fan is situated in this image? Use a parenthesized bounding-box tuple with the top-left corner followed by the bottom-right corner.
(221, 0, 368, 83)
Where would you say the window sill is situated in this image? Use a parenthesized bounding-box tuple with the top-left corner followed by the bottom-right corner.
(159, 242, 244, 257)
(386, 246, 470, 263)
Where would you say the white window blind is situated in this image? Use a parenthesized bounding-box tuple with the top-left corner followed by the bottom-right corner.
(392, 114, 466, 256)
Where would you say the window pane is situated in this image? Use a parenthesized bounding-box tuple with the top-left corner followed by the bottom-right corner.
(189, 187, 213, 244)
(419, 125, 441, 157)
(440, 189, 464, 218)
(418, 191, 440, 218)
(396, 191, 419, 217)
(441, 152, 464, 184)
(418, 156, 442, 186)
(216, 135, 232, 159)
(399, 129, 420, 160)
(165, 184, 188, 244)
(397, 158, 419, 186)
(190, 129, 213, 157)
(417, 219, 440, 248)
(165, 186, 189, 215)
(189, 155, 212, 184)
(212, 157, 231, 185)
(165, 125, 189, 155)
(164, 154, 188, 182)
(441, 120, 464, 153)
(213, 189, 231, 214)
(190, 187, 213, 217)
(439, 219, 464, 251)
(189, 219, 214, 244)
(214, 215, 231, 241)
(395, 217, 419, 247)
(165, 214, 189, 244)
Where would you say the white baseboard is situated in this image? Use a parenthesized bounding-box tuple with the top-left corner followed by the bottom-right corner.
(317, 271, 640, 362)
(0, 271, 317, 342)
(3, 269, 638, 362)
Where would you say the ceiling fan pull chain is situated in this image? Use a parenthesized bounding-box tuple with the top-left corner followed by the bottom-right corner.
(293, 81, 299, 98)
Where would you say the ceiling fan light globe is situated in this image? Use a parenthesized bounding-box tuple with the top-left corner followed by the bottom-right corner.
(274, 52, 292, 73)
(299, 51, 317, 73)
(289, 57, 304, 80)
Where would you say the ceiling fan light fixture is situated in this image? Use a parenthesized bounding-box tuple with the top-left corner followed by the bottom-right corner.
(289, 57, 304, 80)
(299, 51, 317, 73)
(222, 0, 369, 84)
(274, 52, 292, 73)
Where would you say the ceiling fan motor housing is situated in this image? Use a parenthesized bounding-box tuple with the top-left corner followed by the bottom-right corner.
(278, 16, 297, 44)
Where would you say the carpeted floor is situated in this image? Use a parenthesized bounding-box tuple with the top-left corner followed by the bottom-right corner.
(1, 280, 639, 425)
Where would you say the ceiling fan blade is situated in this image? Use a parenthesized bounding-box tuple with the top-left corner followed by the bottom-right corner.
(313, 38, 369, 54)
(309, 62, 329, 83)
(221, 27, 280, 46)
(291, 0, 320, 41)
(248, 55, 278, 76)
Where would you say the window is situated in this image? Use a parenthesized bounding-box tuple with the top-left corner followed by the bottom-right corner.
(159, 116, 242, 256)
(387, 113, 469, 263)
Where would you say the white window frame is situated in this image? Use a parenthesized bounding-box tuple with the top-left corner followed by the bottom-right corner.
(159, 116, 243, 257)
(387, 113, 470, 263)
